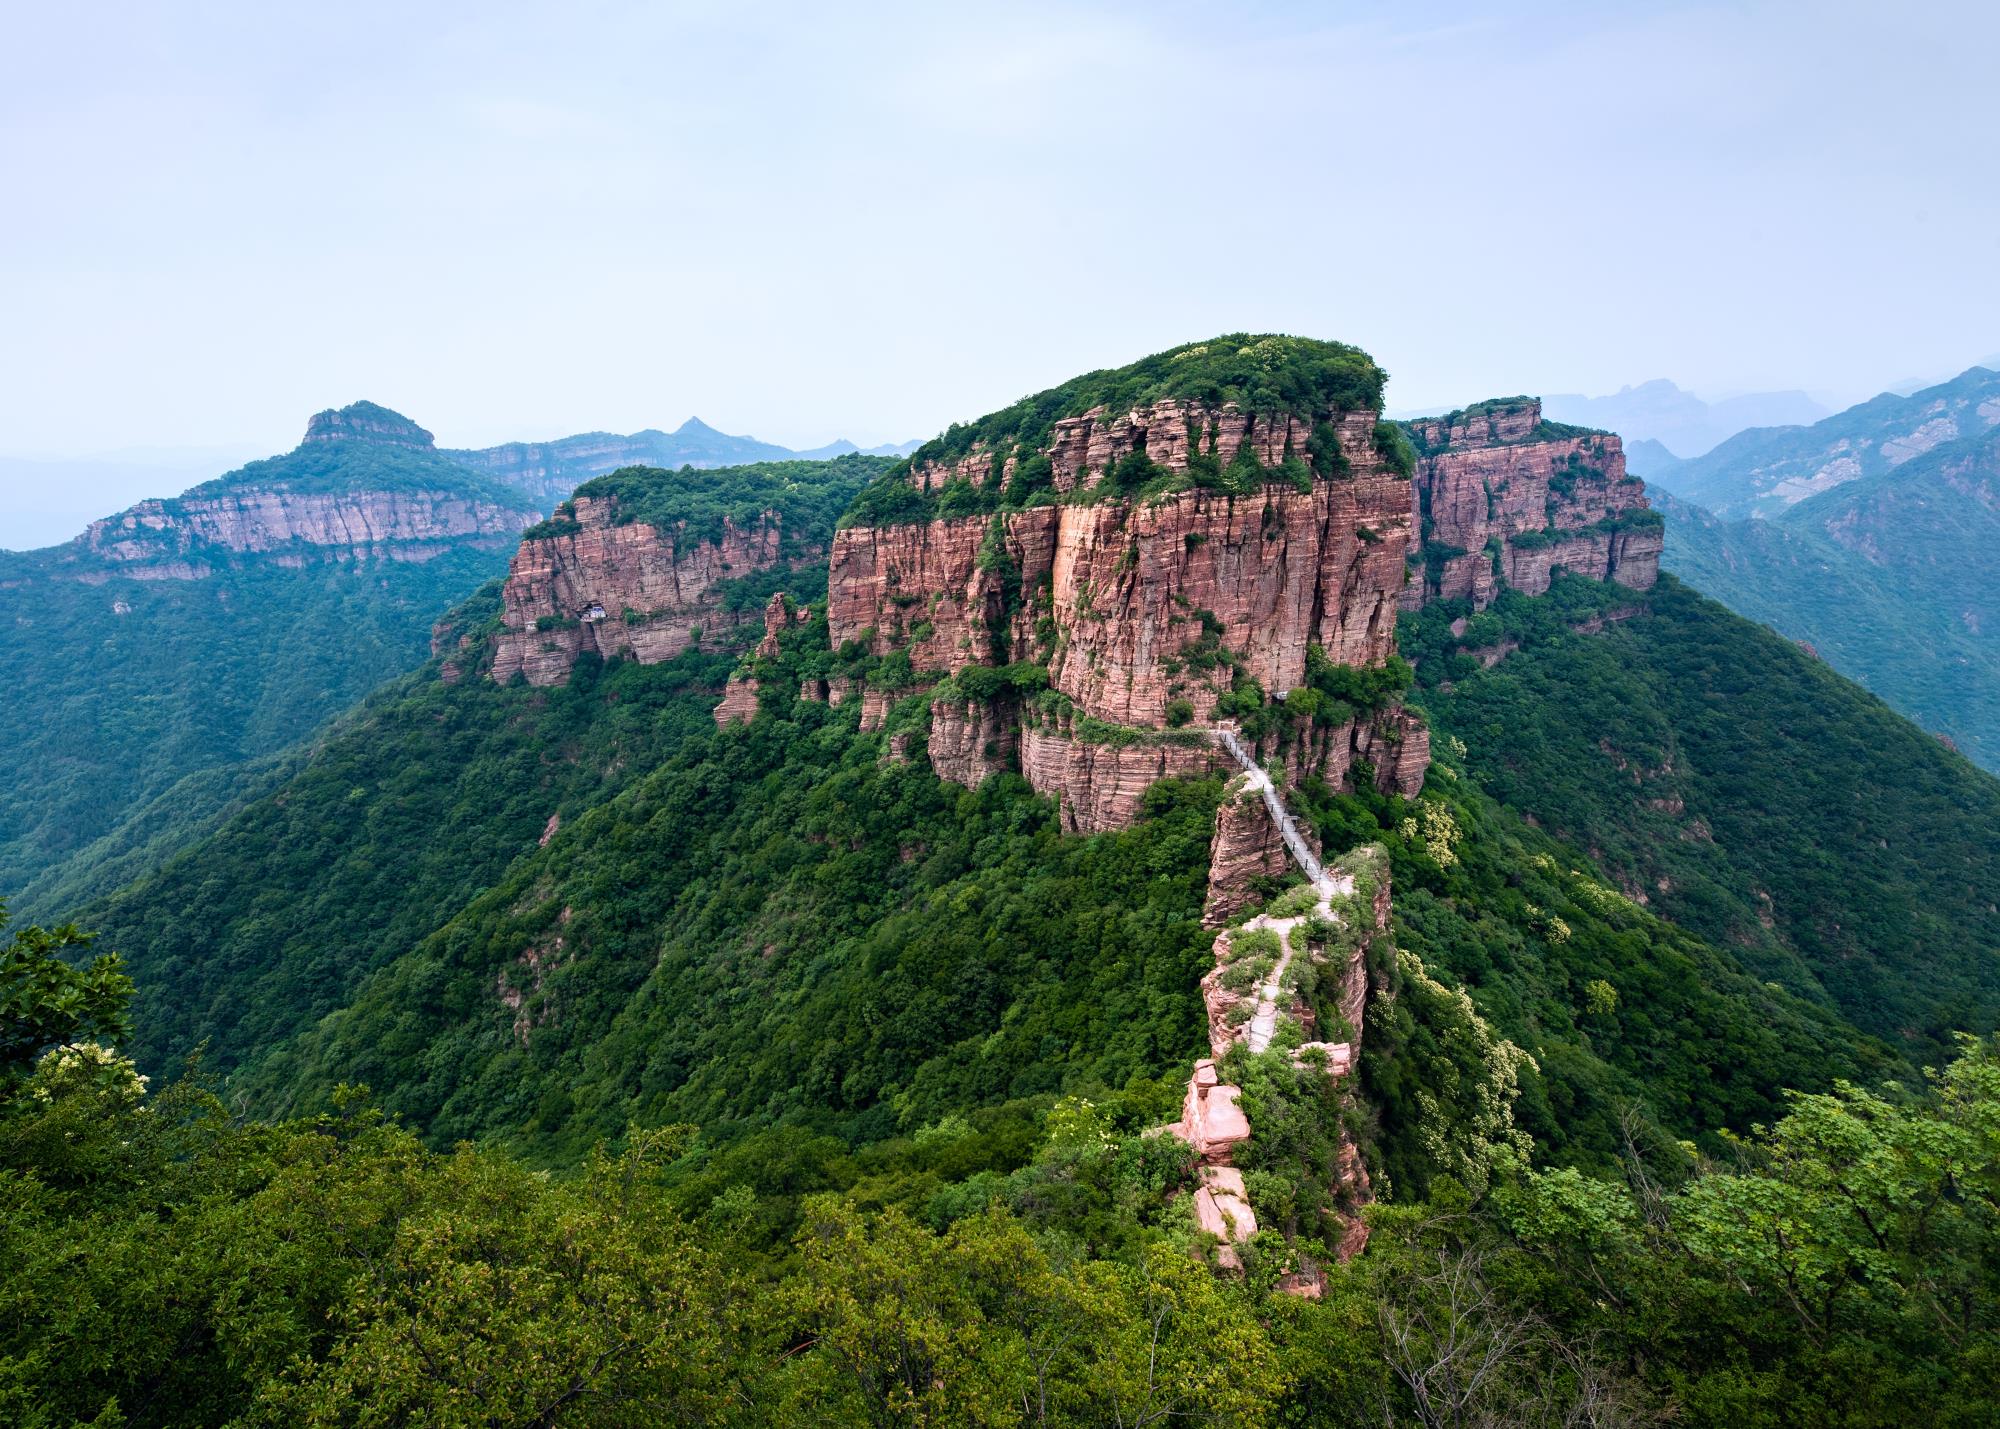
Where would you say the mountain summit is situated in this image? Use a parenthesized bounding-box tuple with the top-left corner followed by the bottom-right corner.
(301, 400, 437, 449)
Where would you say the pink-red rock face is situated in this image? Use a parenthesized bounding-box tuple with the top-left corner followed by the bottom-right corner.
(1043, 471, 1411, 726)
(1019, 725, 1224, 834)
(928, 696, 1020, 786)
(1203, 784, 1293, 927)
(1256, 707, 1429, 801)
(76, 491, 533, 576)
(830, 413, 1412, 726)
(1404, 398, 1661, 609)
(832, 399, 1426, 823)
(827, 511, 1038, 673)
(490, 495, 811, 686)
(713, 675, 759, 727)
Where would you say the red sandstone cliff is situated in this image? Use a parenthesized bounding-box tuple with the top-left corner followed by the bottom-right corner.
(828, 393, 1425, 825)
(490, 494, 816, 686)
(831, 409, 1408, 723)
(1403, 398, 1662, 610)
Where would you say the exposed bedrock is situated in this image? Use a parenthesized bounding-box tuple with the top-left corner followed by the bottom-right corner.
(1403, 397, 1662, 610)
(490, 494, 812, 686)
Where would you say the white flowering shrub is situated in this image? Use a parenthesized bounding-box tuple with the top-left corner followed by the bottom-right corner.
(28, 1040, 148, 1108)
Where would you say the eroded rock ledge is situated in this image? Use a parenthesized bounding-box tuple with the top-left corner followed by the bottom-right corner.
(490, 494, 817, 686)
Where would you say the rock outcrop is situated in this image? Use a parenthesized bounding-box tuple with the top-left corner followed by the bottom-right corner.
(1018, 723, 1223, 834)
(76, 490, 533, 574)
(714, 675, 760, 727)
(490, 494, 816, 686)
(928, 695, 1021, 787)
(1402, 398, 1662, 610)
(302, 400, 437, 449)
(828, 349, 1427, 828)
(1203, 781, 1293, 927)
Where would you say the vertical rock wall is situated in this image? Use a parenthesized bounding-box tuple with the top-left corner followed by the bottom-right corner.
(490, 494, 810, 686)
(1403, 398, 1663, 611)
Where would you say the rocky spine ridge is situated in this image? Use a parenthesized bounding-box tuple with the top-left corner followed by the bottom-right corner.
(1173, 733, 1387, 1282)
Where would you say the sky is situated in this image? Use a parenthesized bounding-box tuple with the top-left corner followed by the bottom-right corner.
(3, 0, 1996, 545)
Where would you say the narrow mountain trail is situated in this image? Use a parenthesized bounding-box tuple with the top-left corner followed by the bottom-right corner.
(1209, 726, 1353, 1053)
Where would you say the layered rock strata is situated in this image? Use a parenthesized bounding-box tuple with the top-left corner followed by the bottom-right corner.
(71, 490, 532, 577)
(1203, 781, 1294, 927)
(929, 695, 1021, 787)
(830, 393, 1425, 827)
(831, 423, 1409, 722)
(491, 494, 814, 686)
(1403, 398, 1661, 610)
(1018, 723, 1222, 834)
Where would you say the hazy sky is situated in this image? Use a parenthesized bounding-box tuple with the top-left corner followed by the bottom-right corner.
(3, 1, 1996, 528)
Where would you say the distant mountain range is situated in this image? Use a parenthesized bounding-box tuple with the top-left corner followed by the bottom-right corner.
(1650, 367, 2000, 768)
(0, 397, 921, 913)
(0, 402, 543, 913)
(444, 418, 921, 505)
(2, 416, 921, 550)
(1642, 366, 2000, 519)
(1542, 379, 1828, 459)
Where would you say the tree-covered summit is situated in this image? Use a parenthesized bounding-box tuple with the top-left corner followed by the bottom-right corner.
(841, 334, 1392, 527)
(300, 399, 438, 449)
(906, 333, 1383, 471)
(527, 452, 895, 550)
(170, 438, 535, 508)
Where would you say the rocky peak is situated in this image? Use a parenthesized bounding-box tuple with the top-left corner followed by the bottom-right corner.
(302, 401, 436, 450)
(825, 334, 1428, 832)
(1403, 397, 1661, 611)
(1407, 397, 1542, 452)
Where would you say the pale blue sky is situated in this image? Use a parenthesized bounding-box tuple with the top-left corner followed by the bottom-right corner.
(3, 1, 1996, 539)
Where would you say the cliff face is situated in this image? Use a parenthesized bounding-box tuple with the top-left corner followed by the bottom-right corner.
(929, 694, 1021, 786)
(1202, 781, 1292, 926)
(75, 490, 533, 576)
(826, 389, 1423, 829)
(490, 494, 810, 686)
(831, 410, 1408, 724)
(1403, 398, 1661, 610)
(1018, 723, 1224, 834)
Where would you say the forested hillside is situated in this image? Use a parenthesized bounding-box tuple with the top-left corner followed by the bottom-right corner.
(0, 407, 541, 913)
(1657, 417, 2000, 768)
(15, 351, 2000, 1426)
(1642, 369, 2000, 770)
(1404, 574, 2000, 1055)
(8, 585, 1993, 1425)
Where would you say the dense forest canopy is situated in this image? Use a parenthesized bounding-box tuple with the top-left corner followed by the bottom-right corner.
(526, 452, 895, 549)
(1403, 574, 2000, 1059)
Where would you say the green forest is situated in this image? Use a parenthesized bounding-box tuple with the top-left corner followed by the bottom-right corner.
(0, 428, 546, 917)
(1403, 574, 2000, 1058)
(8, 444, 2000, 1423)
